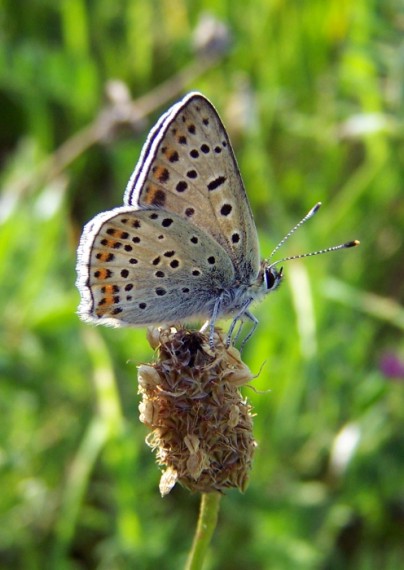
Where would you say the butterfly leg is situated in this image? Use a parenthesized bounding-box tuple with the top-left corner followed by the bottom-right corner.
(226, 299, 254, 347)
(232, 318, 245, 344)
(208, 296, 223, 348)
(239, 311, 259, 350)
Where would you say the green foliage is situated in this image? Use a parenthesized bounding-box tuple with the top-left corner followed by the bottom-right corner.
(1, 1, 403, 568)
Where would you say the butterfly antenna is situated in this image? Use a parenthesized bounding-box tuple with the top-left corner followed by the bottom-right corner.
(268, 202, 322, 262)
(269, 240, 360, 269)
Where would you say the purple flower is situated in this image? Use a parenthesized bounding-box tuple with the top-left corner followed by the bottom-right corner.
(380, 353, 404, 380)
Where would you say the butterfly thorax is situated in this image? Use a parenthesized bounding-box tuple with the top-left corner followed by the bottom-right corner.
(215, 262, 283, 318)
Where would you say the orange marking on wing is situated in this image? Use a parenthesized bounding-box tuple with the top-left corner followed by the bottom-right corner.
(153, 166, 166, 179)
(103, 284, 116, 296)
(96, 304, 112, 316)
(152, 166, 170, 184)
(143, 184, 159, 204)
(95, 268, 112, 280)
(101, 239, 117, 248)
(95, 284, 116, 316)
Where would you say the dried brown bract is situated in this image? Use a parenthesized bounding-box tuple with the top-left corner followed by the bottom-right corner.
(138, 327, 257, 496)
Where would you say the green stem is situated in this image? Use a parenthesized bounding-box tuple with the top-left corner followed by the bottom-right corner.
(185, 492, 222, 570)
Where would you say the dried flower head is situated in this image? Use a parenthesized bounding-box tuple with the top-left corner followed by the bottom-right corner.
(138, 327, 257, 496)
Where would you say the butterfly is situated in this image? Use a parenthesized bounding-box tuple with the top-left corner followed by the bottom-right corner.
(76, 92, 358, 345)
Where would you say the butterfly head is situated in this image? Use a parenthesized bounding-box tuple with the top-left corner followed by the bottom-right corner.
(264, 265, 283, 293)
(250, 262, 283, 302)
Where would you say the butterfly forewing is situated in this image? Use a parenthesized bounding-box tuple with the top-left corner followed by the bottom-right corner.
(124, 93, 260, 282)
(77, 208, 236, 326)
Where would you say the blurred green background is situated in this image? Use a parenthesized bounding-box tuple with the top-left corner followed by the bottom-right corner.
(1, 1, 403, 569)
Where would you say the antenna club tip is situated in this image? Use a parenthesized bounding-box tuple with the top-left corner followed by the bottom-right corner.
(308, 202, 322, 217)
(345, 240, 360, 248)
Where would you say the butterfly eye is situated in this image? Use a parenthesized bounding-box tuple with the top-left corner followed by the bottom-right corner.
(264, 267, 282, 291)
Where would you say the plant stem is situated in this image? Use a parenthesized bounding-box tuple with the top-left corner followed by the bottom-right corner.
(185, 492, 222, 570)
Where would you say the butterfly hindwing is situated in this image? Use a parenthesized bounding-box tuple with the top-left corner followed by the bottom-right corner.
(76, 208, 236, 326)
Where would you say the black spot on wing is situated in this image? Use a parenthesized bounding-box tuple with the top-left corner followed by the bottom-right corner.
(207, 176, 226, 191)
